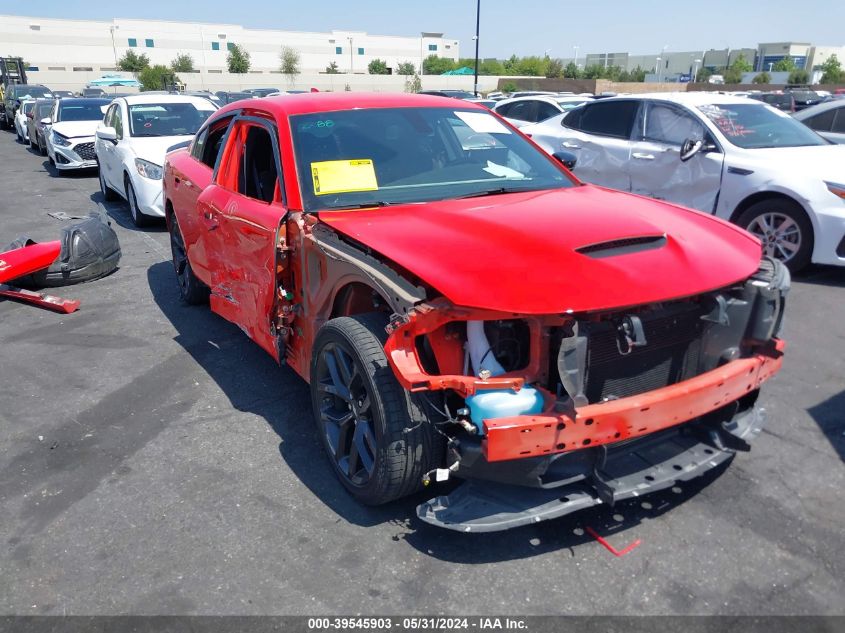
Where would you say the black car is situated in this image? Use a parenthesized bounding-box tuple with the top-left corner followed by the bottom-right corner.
(749, 92, 796, 112)
(1, 84, 52, 130)
(242, 87, 280, 97)
(214, 91, 257, 105)
(783, 86, 823, 111)
(419, 89, 476, 99)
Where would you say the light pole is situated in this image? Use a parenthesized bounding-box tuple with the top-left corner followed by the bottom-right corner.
(657, 44, 668, 82)
(472, 0, 480, 96)
(348, 36, 353, 74)
(109, 25, 118, 67)
(692, 57, 701, 82)
(655, 57, 661, 81)
(573, 44, 579, 68)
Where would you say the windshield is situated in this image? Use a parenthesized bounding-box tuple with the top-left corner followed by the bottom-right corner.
(57, 101, 108, 122)
(698, 103, 827, 149)
(291, 107, 575, 211)
(128, 102, 215, 137)
(19, 86, 51, 98)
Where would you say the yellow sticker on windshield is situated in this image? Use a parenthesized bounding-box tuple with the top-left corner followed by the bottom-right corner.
(311, 159, 378, 196)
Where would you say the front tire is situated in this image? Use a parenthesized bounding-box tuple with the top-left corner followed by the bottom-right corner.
(737, 198, 813, 273)
(310, 313, 441, 505)
(125, 176, 151, 227)
(169, 213, 209, 305)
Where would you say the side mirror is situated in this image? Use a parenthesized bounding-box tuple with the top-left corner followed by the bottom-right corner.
(552, 150, 577, 170)
(40, 117, 51, 125)
(680, 138, 704, 162)
(97, 127, 117, 142)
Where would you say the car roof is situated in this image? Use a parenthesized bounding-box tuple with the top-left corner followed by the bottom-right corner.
(120, 93, 217, 106)
(214, 92, 487, 117)
(494, 95, 561, 106)
(57, 97, 111, 106)
(595, 92, 756, 106)
(794, 99, 844, 119)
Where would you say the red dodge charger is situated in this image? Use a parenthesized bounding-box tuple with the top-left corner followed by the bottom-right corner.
(163, 93, 788, 532)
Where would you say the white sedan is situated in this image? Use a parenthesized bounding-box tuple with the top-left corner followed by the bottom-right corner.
(14, 99, 34, 143)
(45, 98, 112, 172)
(95, 94, 217, 227)
(523, 92, 845, 271)
(492, 95, 591, 128)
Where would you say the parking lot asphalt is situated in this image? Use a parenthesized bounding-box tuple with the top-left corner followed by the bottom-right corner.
(0, 129, 844, 617)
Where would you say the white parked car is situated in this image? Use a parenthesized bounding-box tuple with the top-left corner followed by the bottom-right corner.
(45, 98, 112, 172)
(96, 94, 217, 227)
(522, 92, 845, 271)
(493, 95, 591, 128)
(14, 99, 35, 143)
(793, 100, 845, 144)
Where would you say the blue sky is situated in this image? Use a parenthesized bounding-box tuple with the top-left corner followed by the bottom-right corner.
(10, 0, 845, 58)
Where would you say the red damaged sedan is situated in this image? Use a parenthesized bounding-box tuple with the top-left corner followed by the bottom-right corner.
(163, 93, 788, 532)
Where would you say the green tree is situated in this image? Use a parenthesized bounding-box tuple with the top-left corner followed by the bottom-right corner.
(117, 50, 150, 73)
(514, 55, 546, 76)
(479, 58, 505, 75)
(772, 57, 796, 72)
(545, 58, 564, 78)
(139, 65, 177, 91)
(582, 64, 605, 79)
(501, 81, 519, 93)
(628, 65, 646, 82)
(227, 43, 250, 74)
(396, 61, 416, 75)
(170, 52, 195, 73)
(367, 58, 389, 75)
(404, 73, 422, 93)
(788, 68, 810, 84)
(563, 62, 581, 79)
(696, 67, 713, 82)
(731, 54, 753, 73)
(604, 65, 624, 81)
(819, 54, 844, 84)
(325, 61, 340, 74)
(280, 46, 301, 84)
(422, 55, 456, 75)
(752, 71, 771, 84)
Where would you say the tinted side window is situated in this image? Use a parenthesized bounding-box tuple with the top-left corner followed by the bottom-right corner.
(200, 118, 233, 168)
(578, 101, 639, 138)
(833, 109, 845, 134)
(494, 103, 512, 117)
(506, 101, 536, 122)
(562, 107, 583, 129)
(238, 125, 279, 203)
(536, 101, 561, 122)
(643, 103, 705, 145)
(190, 126, 209, 161)
(113, 106, 124, 139)
(806, 109, 836, 132)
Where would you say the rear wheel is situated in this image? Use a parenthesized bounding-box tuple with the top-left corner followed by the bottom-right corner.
(126, 176, 151, 227)
(39, 135, 47, 156)
(737, 198, 813, 272)
(310, 313, 441, 505)
(169, 213, 209, 305)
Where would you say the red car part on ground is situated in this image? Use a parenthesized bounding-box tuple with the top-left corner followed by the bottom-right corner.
(0, 241, 80, 313)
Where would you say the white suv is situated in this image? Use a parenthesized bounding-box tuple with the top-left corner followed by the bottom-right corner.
(523, 92, 845, 271)
(95, 94, 216, 227)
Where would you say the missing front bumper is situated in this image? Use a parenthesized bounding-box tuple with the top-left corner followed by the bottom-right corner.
(417, 405, 765, 532)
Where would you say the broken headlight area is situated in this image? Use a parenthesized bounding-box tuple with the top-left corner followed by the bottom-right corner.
(386, 256, 788, 472)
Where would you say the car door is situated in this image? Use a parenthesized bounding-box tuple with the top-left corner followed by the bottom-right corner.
(627, 101, 724, 212)
(553, 100, 639, 191)
(97, 103, 122, 188)
(197, 115, 287, 357)
(172, 113, 236, 281)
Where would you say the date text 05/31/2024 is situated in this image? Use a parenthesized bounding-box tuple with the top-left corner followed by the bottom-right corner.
(306, 617, 529, 630)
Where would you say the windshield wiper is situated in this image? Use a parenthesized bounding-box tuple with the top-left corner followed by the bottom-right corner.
(325, 201, 394, 211)
(457, 186, 540, 200)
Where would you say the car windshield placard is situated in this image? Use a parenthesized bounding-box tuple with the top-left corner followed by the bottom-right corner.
(698, 103, 827, 149)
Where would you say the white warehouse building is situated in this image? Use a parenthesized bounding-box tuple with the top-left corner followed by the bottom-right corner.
(0, 14, 461, 84)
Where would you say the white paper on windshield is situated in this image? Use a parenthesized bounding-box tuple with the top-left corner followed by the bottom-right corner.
(455, 111, 511, 134)
(483, 161, 525, 179)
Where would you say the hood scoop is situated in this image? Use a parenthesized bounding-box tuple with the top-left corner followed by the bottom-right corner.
(576, 234, 667, 259)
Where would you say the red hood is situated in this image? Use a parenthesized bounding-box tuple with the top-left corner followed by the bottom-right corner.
(319, 186, 762, 314)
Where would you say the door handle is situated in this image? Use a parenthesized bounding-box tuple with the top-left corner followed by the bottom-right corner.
(562, 141, 581, 149)
(633, 152, 655, 160)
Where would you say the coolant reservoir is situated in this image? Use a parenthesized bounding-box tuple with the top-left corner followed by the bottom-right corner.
(465, 387, 544, 434)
